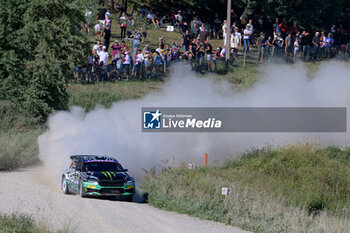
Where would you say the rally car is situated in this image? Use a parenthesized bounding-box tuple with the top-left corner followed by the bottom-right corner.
(61, 155, 135, 201)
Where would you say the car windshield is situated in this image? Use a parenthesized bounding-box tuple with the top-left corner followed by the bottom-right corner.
(84, 162, 125, 172)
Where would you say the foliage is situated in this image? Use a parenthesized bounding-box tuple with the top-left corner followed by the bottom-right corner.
(240, 0, 350, 30)
(0, 0, 95, 122)
(0, 128, 42, 170)
(135, 0, 349, 31)
(128, 14, 151, 32)
(142, 145, 350, 232)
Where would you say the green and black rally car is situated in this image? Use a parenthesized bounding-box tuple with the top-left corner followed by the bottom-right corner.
(61, 155, 135, 201)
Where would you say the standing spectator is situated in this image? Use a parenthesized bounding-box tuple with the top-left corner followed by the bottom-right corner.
(99, 46, 109, 66)
(246, 19, 254, 46)
(331, 24, 336, 34)
(105, 9, 113, 28)
(294, 37, 300, 59)
(325, 33, 334, 58)
(90, 49, 100, 80)
(133, 48, 144, 79)
(133, 30, 142, 52)
(312, 32, 320, 60)
(243, 25, 251, 53)
(141, 27, 147, 44)
(284, 33, 293, 59)
(319, 32, 326, 58)
(300, 31, 311, 60)
(291, 23, 298, 38)
(204, 41, 213, 71)
(182, 30, 191, 51)
(265, 36, 274, 59)
(222, 20, 227, 45)
(273, 18, 280, 38)
(230, 31, 240, 61)
(191, 23, 200, 39)
(114, 49, 123, 73)
(85, 10, 92, 35)
(190, 38, 198, 68)
(122, 49, 131, 80)
(234, 27, 242, 44)
(257, 33, 267, 63)
(120, 12, 127, 39)
(98, 3, 107, 29)
(94, 23, 101, 41)
(273, 31, 284, 57)
(213, 12, 222, 39)
(199, 24, 209, 43)
(103, 24, 111, 49)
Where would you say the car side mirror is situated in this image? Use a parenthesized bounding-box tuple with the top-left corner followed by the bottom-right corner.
(124, 169, 128, 172)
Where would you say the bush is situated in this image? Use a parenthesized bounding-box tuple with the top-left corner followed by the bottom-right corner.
(0, 129, 42, 170)
(0, 213, 74, 233)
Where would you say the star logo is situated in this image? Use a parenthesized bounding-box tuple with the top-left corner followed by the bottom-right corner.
(151, 109, 162, 122)
(143, 109, 162, 129)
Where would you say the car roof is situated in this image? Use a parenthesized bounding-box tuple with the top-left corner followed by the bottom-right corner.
(70, 155, 118, 163)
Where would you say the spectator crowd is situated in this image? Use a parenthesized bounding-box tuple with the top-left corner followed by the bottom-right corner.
(74, 3, 350, 82)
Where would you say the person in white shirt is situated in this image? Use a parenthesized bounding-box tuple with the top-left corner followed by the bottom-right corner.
(246, 19, 255, 46)
(99, 46, 109, 66)
(234, 27, 242, 44)
(132, 48, 144, 79)
(222, 20, 227, 45)
(231, 32, 240, 60)
(243, 25, 251, 53)
(92, 40, 101, 52)
(105, 9, 112, 27)
(294, 37, 300, 59)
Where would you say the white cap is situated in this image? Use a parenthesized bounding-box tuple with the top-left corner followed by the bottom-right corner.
(102, 46, 106, 50)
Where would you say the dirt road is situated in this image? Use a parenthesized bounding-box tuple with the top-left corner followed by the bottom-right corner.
(0, 168, 249, 233)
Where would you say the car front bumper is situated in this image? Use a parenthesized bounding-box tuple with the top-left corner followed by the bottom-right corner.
(83, 181, 135, 196)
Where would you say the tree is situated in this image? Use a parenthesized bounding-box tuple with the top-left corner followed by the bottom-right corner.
(0, 0, 94, 121)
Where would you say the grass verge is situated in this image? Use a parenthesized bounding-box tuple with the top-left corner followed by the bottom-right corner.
(67, 81, 162, 110)
(0, 128, 43, 171)
(0, 213, 74, 233)
(142, 145, 350, 233)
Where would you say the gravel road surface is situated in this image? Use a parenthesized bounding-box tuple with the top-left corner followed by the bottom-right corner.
(0, 168, 249, 233)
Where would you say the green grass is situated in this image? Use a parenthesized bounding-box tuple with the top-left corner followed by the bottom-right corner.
(142, 145, 350, 233)
(0, 128, 43, 171)
(0, 214, 74, 233)
(67, 81, 161, 110)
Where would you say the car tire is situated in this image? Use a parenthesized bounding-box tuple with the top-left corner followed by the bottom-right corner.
(79, 180, 86, 198)
(124, 195, 133, 202)
(61, 177, 69, 194)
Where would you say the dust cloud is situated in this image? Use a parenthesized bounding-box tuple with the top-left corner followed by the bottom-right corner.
(38, 62, 350, 184)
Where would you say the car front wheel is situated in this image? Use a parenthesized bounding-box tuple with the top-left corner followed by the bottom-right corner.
(62, 177, 69, 194)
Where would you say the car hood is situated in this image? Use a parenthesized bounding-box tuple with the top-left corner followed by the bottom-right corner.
(87, 171, 129, 181)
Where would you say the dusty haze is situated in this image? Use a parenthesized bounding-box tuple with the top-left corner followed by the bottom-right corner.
(38, 62, 350, 184)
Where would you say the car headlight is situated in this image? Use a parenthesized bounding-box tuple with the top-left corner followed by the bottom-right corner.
(87, 178, 98, 184)
(126, 177, 135, 183)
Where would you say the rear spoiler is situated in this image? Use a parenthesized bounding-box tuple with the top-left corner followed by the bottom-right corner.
(70, 155, 116, 161)
(70, 155, 101, 160)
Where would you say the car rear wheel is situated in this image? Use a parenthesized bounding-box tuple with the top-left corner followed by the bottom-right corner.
(79, 180, 86, 198)
(61, 177, 69, 194)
